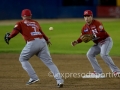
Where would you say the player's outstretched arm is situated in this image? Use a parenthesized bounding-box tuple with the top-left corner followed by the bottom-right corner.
(4, 29, 19, 45)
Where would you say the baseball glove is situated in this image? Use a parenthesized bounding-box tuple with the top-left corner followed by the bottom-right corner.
(80, 34, 93, 43)
(4, 32, 11, 44)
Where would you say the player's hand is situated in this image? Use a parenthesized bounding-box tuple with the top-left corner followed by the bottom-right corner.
(71, 41, 78, 46)
(47, 40, 52, 47)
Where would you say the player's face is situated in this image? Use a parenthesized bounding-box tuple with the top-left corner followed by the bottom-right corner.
(84, 15, 93, 24)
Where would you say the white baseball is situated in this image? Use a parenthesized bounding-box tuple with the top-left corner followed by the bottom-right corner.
(49, 27, 53, 30)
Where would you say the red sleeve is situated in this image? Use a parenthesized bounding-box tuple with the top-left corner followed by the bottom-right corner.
(95, 22, 109, 39)
(9, 29, 19, 38)
(37, 22, 48, 41)
(9, 22, 21, 38)
(76, 26, 85, 43)
(39, 28, 48, 41)
(77, 38, 82, 43)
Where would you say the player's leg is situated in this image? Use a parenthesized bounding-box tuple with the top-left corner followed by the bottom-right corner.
(82, 45, 105, 78)
(36, 41, 63, 87)
(86, 44, 103, 73)
(19, 41, 39, 85)
(100, 37, 120, 73)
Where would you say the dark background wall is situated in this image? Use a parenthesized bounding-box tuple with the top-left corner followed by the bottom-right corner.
(0, 0, 118, 20)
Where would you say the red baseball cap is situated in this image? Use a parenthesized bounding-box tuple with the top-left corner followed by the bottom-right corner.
(84, 10, 93, 16)
(21, 9, 32, 16)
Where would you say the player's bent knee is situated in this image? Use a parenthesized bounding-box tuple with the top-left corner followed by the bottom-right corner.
(19, 56, 29, 62)
(86, 52, 93, 57)
(100, 53, 109, 58)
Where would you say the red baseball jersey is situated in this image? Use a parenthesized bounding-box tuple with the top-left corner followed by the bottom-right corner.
(77, 19, 109, 44)
(9, 19, 48, 42)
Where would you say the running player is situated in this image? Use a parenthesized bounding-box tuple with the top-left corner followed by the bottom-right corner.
(4, 9, 64, 87)
(71, 10, 120, 78)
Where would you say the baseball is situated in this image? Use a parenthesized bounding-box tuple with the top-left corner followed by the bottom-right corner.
(49, 27, 53, 31)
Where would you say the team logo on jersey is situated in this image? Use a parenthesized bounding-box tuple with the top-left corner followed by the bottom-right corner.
(14, 25, 18, 28)
(84, 28, 88, 32)
(99, 25, 103, 30)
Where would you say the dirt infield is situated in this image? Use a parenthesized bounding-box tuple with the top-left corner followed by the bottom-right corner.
(0, 53, 120, 90)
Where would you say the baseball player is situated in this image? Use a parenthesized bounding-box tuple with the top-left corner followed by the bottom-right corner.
(71, 10, 120, 78)
(4, 9, 64, 87)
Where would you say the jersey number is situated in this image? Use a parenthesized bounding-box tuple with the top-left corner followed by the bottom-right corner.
(31, 26, 41, 36)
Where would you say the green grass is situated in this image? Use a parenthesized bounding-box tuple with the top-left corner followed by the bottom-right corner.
(0, 19, 120, 56)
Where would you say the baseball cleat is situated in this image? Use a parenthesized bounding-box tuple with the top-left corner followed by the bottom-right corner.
(57, 83, 63, 88)
(114, 71, 120, 77)
(82, 73, 105, 79)
(26, 79, 39, 85)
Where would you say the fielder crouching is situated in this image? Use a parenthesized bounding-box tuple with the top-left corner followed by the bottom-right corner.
(4, 9, 64, 88)
(71, 10, 120, 78)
